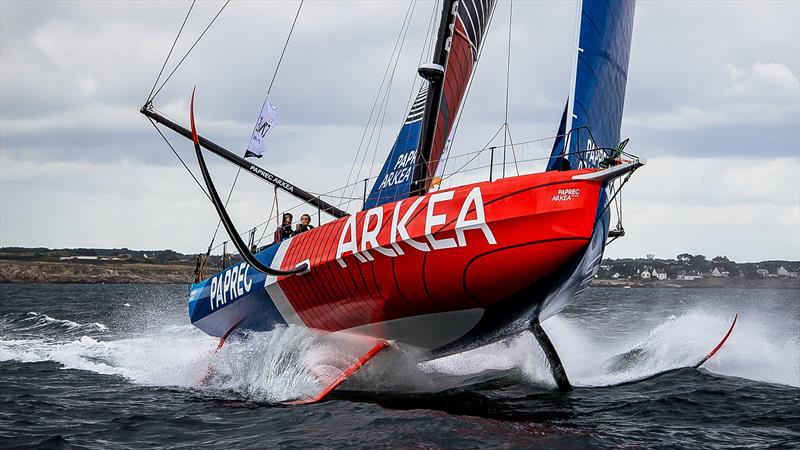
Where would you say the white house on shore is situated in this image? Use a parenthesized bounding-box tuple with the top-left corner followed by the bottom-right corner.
(677, 274, 702, 281)
(711, 267, 730, 277)
(651, 268, 667, 280)
(641, 270, 651, 279)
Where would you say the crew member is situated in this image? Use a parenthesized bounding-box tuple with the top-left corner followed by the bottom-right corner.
(274, 213, 293, 242)
(293, 214, 315, 236)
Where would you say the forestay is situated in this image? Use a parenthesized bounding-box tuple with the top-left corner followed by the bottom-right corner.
(547, 0, 635, 171)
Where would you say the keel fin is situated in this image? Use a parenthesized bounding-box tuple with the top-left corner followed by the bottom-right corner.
(530, 318, 572, 391)
(693, 313, 738, 369)
(287, 341, 389, 405)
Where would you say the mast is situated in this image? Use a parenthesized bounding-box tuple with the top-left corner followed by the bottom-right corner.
(410, 0, 460, 197)
(141, 103, 348, 219)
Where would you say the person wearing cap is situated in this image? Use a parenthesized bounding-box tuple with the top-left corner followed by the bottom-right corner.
(274, 213, 293, 243)
(293, 214, 315, 236)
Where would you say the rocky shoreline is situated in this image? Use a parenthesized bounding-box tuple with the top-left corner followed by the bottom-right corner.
(1, 259, 798, 288)
(0, 260, 196, 284)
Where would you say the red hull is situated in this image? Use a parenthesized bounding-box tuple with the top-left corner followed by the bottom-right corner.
(273, 169, 602, 333)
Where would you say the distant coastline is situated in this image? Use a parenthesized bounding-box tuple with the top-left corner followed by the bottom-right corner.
(591, 277, 799, 289)
(0, 247, 212, 284)
(1, 247, 798, 288)
(0, 259, 194, 284)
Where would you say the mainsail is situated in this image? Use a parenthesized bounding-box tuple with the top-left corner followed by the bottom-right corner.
(547, 0, 635, 171)
(365, 0, 497, 209)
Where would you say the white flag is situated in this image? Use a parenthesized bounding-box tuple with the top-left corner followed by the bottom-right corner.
(245, 101, 278, 158)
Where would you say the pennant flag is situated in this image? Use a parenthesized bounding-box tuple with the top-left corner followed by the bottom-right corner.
(245, 101, 278, 158)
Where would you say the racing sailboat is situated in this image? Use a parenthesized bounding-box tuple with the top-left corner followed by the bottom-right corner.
(141, 0, 715, 401)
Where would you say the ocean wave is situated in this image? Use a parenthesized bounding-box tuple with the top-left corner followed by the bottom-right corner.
(1, 311, 109, 336)
(1, 306, 797, 403)
(422, 309, 800, 389)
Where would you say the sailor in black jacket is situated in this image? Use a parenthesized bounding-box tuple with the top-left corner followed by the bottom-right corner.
(293, 214, 315, 236)
(274, 213, 293, 242)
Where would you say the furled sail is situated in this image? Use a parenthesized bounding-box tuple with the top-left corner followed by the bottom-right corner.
(365, 0, 497, 209)
(547, 0, 635, 171)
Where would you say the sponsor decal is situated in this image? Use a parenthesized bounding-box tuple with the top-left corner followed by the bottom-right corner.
(247, 165, 295, 193)
(378, 150, 416, 190)
(577, 137, 606, 169)
(552, 188, 580, 202)
(336, 186, 496, 267)
(209, 262, 253, 311)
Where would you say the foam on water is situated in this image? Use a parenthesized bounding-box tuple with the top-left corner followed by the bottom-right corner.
(18, 312, 108, 333)
(1, 312, 391, 402)
(1, 305, 798, 404)
(424, 308, 800, 389)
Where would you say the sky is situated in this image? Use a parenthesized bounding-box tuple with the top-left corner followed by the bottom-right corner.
(1, 0, 798, 263)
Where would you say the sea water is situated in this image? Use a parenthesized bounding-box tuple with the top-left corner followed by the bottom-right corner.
(1, 284, 798, 448)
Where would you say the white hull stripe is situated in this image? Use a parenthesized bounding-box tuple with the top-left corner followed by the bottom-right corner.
(264, 239, 306, 326)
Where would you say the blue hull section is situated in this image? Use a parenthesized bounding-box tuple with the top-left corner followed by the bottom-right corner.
(188, 243, 287, 337)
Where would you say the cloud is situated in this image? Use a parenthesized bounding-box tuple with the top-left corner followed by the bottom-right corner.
(625, 62, 799, 131)
(1, 0, 798, 260)
(605, 156, 800, 262)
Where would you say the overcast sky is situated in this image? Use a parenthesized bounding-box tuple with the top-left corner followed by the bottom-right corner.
(1, 0, 798, 262)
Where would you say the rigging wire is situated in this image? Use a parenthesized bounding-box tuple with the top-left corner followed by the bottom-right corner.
(408, 0, 439, 116)
(367, 0, 439, 206)
(439, 124, 504, 184)
(255, 186, 279, 248)
(342, 0, 418, 211)
(145, 0, 230, 256)
(146, 0, 196, 102)
(595, 171, 634, 227)
(206, 0, 305, 253)
(366, 0, 418, 191)
(501, 0, 519, 178)
(147, 117, 211, 202)
(150, 0, 232, 101)
(434, 0, 499, 183)
(199, 140, 631, 255)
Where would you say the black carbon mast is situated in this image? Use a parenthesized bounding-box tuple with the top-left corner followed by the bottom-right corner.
(409, 0, 460, 197)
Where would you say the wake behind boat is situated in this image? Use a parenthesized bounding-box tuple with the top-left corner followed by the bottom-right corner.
(139, 0, 735, 402)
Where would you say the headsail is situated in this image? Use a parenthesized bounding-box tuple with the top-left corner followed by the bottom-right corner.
(363, 86, 427, 209)
(547, 0, 635, 171)
(365, 0, 497, 209)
